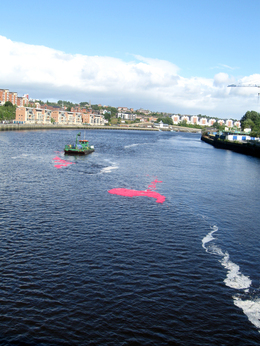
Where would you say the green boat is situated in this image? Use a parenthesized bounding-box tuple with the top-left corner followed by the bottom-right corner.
(64, 132, 95, 155)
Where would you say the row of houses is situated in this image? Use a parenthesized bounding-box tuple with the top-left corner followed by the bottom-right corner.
(116, 111, 241, 128)
(15, 107, 105, 126)
(0, 89, 29, 106)
(171, 114, 240, 128)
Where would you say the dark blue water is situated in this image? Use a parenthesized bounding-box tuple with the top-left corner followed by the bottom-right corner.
(0, 129, 260, 345)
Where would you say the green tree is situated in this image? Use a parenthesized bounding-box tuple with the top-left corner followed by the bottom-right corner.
(241, 111, 260, 131)
(179, 119, 187, 127)
(4, 101, 13, 107)
(155, 117, 173, 125)
(91, 104, 100, 111)
(104, 113, 111, 121)
(213, 121, 225, 131)
(0, 102, 16, 121)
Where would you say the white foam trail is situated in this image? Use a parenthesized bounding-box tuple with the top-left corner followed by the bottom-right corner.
(234, 297, 260, 330)
(221, 253, 252, 290)
(202, 226, 259, 331)
(100, 166, 118, 173)
(209, 244, 225, 257)
(202, 225, 218, 250)
(202, 227, 252, 290)
(11, 154, 30, 159)
(124, 144, 139, 149)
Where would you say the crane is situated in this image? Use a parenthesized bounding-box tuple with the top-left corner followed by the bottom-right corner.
(228, 84, 260, 88)
(228, 84, 260, 101)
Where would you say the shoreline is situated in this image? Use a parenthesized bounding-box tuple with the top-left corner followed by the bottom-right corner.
(0, 123, 201, 133)
(201, 133, 260, 158)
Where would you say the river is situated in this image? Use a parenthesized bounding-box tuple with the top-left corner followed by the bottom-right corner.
(0, 129, 260, 345)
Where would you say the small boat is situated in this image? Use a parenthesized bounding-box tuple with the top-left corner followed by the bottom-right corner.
(64, 132, 95, 155)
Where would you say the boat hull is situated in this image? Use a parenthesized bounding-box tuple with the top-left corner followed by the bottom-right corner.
(64, 149, 95, 155)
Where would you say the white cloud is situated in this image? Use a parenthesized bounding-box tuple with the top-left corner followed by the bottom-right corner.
(210, 63, 239, 71)
(0, 35, 260, 119)
(214, 72, 233, 87)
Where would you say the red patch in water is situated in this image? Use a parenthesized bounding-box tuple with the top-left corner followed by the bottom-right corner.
(52, 156, 75, 169)
(108, 178, 165, 204)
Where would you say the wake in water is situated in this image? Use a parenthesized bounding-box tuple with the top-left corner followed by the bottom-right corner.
(100, 165, 119, 173)
(202, 226, 260, 332)
(124, 142, 149, 149)
(124, 143, 139, 149)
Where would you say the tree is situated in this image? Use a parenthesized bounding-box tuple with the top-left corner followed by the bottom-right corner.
(104, 113, 111, 121)
(179, 119, 187, 127)
(155, 117, 173, 125)
(91, 104, 100, 110)
(4, 101, 13, 107)
(0, 102, 16, 121)
(213, 121, 225, 131)
(241, 111, 260, 130)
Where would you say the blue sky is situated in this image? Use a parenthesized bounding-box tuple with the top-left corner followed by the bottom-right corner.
(1, 0, 260, 118)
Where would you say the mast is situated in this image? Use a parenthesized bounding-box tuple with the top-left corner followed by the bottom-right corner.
(76, 132, 81, 148)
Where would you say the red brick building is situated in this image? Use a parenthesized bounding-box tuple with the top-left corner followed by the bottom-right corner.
(0, 89, 29, 106)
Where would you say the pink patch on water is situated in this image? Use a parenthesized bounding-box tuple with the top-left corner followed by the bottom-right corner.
(52, 156, 75, 169)
(108, 178, 165, 204)
(147, 178, 163, 191)
(108, 188, 165, 203)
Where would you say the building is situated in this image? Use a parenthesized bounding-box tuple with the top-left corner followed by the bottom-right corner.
(117, 112, 136, 121)
(208, 119, 216, 126)
(15, 107, 52, 124)
(0, 89, 29, 106)
(15, 106, 105, 126)
(216, 131, 259, 142)
(153, 120, 169, 129)
(190, 115, 199, 125)
(181, 115, 190, 124)
(137, 108, 151, 115)
(171, 114, 180, 124)
(234, 121, 241, 128)
(199, 117, 208, 126)
(89, 114, 105, 125)
(46, 110, 83, 125)
(225, 119, 233, 127)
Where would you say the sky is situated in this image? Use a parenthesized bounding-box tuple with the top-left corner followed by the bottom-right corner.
(0, 0, 260, 119)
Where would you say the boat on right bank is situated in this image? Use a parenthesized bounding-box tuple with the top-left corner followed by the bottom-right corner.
(201, 130, 260, 158)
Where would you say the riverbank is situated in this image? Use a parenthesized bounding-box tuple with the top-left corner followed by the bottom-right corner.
(201, 133, 260, 158)
(0, 123, 201, 133)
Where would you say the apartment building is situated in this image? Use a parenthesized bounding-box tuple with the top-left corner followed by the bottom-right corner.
(89, 114, 104, 125)
(0, 89, 10, 105)
(15, 106, 105, 125)
(15, 107, 52, 124)
(117, 112, 136, 121)
(0, 89, 29, 106)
